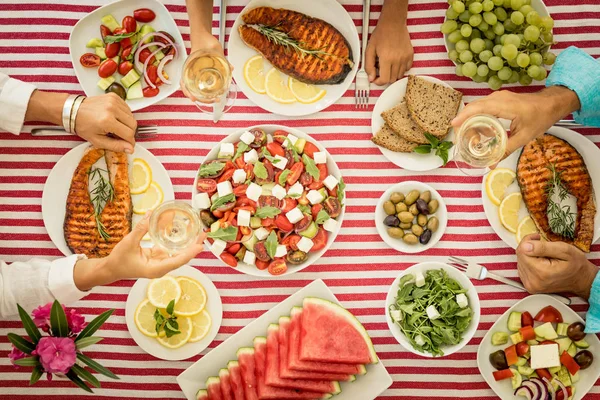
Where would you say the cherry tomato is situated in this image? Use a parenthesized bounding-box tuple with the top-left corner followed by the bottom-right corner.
(556, 387, 573, 400)
(139, 48, 155, 65)
(218, 169, 235, 184)
(234, 156, 245, 169)
(272, 130, 288, 144)
(295, 215, 312, 233)
(98, 59, 117, 78)
(299, 171, 313, 186)
(100, 25, 112, 41)
(233, 185, 248, 197)
(311, 204, 323, 221)
(275, 214, 294, 232)
(307, 180, 324, 190)
(112, 28, 132, 49)
(534, 306, 563, 323)
(261, 217, 275, 227)
(327, 187, 337, 197)
(121, 46, 133, 60)
(122, 16, 137, 33)
(303, 142, 320, 158)
(258, 195, 279, 208)
(539, 340, 557, 346)
(154, 31, 176, 58)
(227, 243, 241, 255)
(80, 53, 101, 68)
(118, 61, 133, 75)
(287, 162, 304, 185)
(256, 259, 270, 270)
(254, 242, 270, 262)
(197, 178, 217, 194)
(311, 228, 328, 251)
(535, 368, 552, 381)
(220, 252, 238, 267)
(234, 205, 256, 214)
(323, 197, 342, 218)
(521, 311, 534, 327)
(279, 198, 297, 213)
(105, 42, 121, 58)
(317, 164, 327, 181)
(266, 142, 285, 157)
(268, 259, 288, 275)
(145, 64, 163, 86)
(134, 8, 156, 23)
(244, 164, 254, 181)
(516, 342, 529, 357)
(236, 197, 257, 208)
(240, 226, 252, 236)
(143, 87, 159, 97)
(282, 234, 302, 251)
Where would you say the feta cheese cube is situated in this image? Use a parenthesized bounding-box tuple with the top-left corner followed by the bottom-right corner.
(273, 155, 288, 170)
(287, 182, 304, 198)
(456, 293, 469, 308)
(275, 245, 287, 258)
(415, 271, 426, 287)
(193, 192, 211, 210)
(313, 151, 327, 164)
(286, 207, 304, 224)
(232, 169, 247, 184)
(297, 237, 314, 253)
(272, 184, 287, 200)
(323, 175, 339, 191)
(217, 180, 233, 197)
(243, 250, 256, 265)
(322, 218, 337, 233)
(246, 183, 262, 202)
(211, 239, 226, 256)
(255, 227, 269, 241)
(240, 131, 255, 145)
(282, 134, 298, 148)
(530, 344, 560, 369)
(426, 305, 440, 321)
(219, 143, 234, 157)
(244, 148, 259, 164)
(238, 209, 251, 227)
(390, 309, 402, 323)
(415, 335, 426, 346)
(307, 190, 324, 205)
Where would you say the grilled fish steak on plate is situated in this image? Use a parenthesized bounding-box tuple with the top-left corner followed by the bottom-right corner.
(239, 7, 353, 85)
(517, 134, 596, 252)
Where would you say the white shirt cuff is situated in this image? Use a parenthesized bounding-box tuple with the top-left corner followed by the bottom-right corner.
(0, 77, 36, 135)
(48, 254, 89, 305)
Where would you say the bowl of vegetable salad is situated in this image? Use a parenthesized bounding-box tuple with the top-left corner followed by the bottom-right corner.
(385, 262, 481, 357)
(192, 125, 346, 277)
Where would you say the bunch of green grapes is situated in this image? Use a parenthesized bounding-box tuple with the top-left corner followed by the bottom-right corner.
(441, 0, 557, 90)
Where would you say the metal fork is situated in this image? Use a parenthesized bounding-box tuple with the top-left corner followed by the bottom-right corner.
(31, 125, 158, 140)
(354, 0, 371, 109)
(448, 256, 571, 305)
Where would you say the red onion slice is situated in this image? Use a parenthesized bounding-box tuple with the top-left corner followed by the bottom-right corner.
(139, 31, 179, 59)
(514, 386, 533, 400)
(529, 378, 548, 400)
(134, 41, 166, 73)
(157, 55, 174, 85)
(552, 378, 568, 400)
(143, 47, 168, 89)
(520, 381, 541, 400)
(543, 377, 556, 400)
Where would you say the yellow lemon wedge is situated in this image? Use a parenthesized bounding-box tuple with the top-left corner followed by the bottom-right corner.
(243, 55, 267, 94)
(265, 68, 296, 104)
(173, 277, 208, 317)
(188, 309, 212, 343)
(133, 181, 163, 215)
(156, 316, 193, 349)
(147, 275, 182, 309)
(499, 192, 522, 234)
(130, 158, 153, 194)
(134, 299, 165, 338)
(516, 216, 539, 243)
(288, 77, 326, 104)
(485, 168, 516, 206)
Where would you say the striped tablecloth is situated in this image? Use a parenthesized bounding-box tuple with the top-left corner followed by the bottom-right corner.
(0, 0, 599, 398)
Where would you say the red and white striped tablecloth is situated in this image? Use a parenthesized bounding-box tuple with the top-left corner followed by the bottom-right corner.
(0, 0, 599, 398)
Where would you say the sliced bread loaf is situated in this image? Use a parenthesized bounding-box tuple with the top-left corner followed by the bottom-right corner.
(371, 124, 419, 153)
(381, 101, 429, 145)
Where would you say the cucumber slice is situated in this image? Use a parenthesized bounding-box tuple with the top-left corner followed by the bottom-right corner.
(570, 370, 580, 384)
(510, 369, 522, 390)
(491, 332, 509, 346)
(567, 343, 577, 357)
(527, 339, 539, 346)
(95, 46, 107, 59)
(149, 45, 165, 61)
(556, 322, 569, 337)
(299, 222, 318, 239)
(549, 365, 562, 374)
(86, 38, 103, 48)
(573, 339, 589, 349)
(516, 357, 528, 367)
(507, 311, 522, 332)
(242, 233, 257, 251)
(120, 69, 140, 88)
(556, 366, 572, 387)
(295, 138, 307, 154)
(517, 365, 534, 376)
(139, 25, 155, 44)
(111, 56, 120, 66)
(510, 332, 523, 345)
(97, 76, 115, 91)
(555, 337, 572, 354)
(101, 15, 120, 32)
(210, 220, 221, 233)
(250, 217, 262, 229)
(261, 182, 275, 196)
(534, 322, 558, 340)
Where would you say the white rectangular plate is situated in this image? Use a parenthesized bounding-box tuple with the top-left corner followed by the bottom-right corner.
(177, 279, 392, 400)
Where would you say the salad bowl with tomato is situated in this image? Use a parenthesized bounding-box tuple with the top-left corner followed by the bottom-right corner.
(192, 125, 346, 277)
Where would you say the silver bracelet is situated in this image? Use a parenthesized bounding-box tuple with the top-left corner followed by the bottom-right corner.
(61, 95, 78, 133)
(70, 96, 86, 135)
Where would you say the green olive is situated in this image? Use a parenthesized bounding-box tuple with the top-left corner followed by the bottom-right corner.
(417, 214, 428, 227)
(398, 211, 415, 223)
(404, 190, 420, 206)
(411, 224, 424, 237)
(419, 191, 431, 203)
(383, 200, 396, 215)
(387, 227, 405, 239)
(409, 203, 419, 216)
(390, 192, 405, 204)
(399, 222, 412, 229)
(427, 217, 440, 232)
(403, 233, 419, 245)
(395, 202, 408, 213)
(428, 199, 439, 214)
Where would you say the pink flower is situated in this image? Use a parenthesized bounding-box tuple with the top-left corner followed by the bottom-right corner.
(8, 346, 26, 367)
(33, 337, 76, 375)
(31, 303, 52, 330)
(31, 303, 87, 335)
(66, 309, 87, 334)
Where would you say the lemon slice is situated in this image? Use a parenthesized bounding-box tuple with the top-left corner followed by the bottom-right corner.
(133, 181, 164, 215)
(499, 192, 522, 233)
(173, 277, 208, 317)
(244, 55, 267, 94)
(156, 316, 193, 349)
(486, 168, 516, 206)
(130, 158, 153, 194)
(516, 216, 538, 243)
(188, 309, 212, 343)
(147, 275, 182, 309)
(265, 68, 296, 104)
(288, 77, 326, 104)
(134, 299, 166, 337)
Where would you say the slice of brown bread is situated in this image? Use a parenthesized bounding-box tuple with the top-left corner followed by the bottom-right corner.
(405, 75, 463, 138)
(371, 124, 419, 153)
(381, 101, 429, 145)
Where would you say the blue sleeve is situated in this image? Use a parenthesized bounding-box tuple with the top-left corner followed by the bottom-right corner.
(585, 270, 600, 333)
(545, 46, 600, 127)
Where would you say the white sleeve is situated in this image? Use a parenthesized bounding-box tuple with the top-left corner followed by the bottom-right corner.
(0, 255, 89, 318)
(0, 71, 37, 135)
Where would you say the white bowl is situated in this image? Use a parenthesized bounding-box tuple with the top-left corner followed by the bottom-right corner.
(192, 125, 345, 277)
(69, 0, 185, 111)
(385, 262, 481, 357)
(375, 181, 447, 254)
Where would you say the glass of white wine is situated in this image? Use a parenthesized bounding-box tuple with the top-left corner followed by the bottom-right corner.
(149, 201, 201, 254)
(453, 114, 508, 176)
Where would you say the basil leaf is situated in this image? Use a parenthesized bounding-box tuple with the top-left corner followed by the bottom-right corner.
(103, 32, 137, 44)
(337, 176, 346, 206)
(297, 204, 311, 214)
(279, 169, 291, 186)
(198, 162, 225, 178)
(315, 209, 330, 224)
(207, 226, 238, 242)
(166, 300, 175, 316)
(413, 145, 432, 154)
(255, 206, 281, 219)
(233, 142, 249, 161)
(210, 193, 235, 211)
(302, 154, 320, 181)
(424, 132, 440, 147)
(436, 148, 449, 166)
(261, 148, 282, 164)
(265, 230, 278, 259)
(439, 141, 454, 150)
(254, 161, 268, 180)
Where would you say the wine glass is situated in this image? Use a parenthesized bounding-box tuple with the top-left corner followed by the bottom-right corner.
(149, 201, 201, 254)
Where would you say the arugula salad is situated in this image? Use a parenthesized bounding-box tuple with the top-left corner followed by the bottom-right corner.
(389, 269, 473, 356)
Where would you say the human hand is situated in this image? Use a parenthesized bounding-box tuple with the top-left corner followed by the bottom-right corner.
(516, 234, 598, 299)
(191, 32, 224, 57)
(75, 93, 137, 153)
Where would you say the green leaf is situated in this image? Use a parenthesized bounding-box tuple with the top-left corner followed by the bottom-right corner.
(424, 133, 440, 147)
(337, 176, 346, 205)
(71, 364, 100, 388)
(13, 356, 40, 367)
(279, 169, 291, 186)
(76, 353, 119, 380)
(76, 309, 114, 342)
(413, 145, 432, 154)
(254, 161, 268, 180)
(275, 136, 299, 162)
(439, 141, 454, 150)
(297, 204, 311, 215)
(315, 209, 330, 224)
(198, 162, 225, 178)
(7, 333, 35, 354)
(254, 206, 281, 219)
(210, 193, 235, 211)
(436, 148, 450, 166)
(261, 148, 283, 164)
(103, 32, 136, 44)
(50, 300, 69, 337)
(75, 336, 103, 350)
(399, 274, 415, 287)
(166, 300, 175, 316)
(233, 142, 249, 161)
(265, 230, 278, 259)
(29, 366, 43, 386)
(66, 370, 94, 393)
(17, 304, 41, 344)
(302, 154, 320, 181)
(206, 225, 238, 241)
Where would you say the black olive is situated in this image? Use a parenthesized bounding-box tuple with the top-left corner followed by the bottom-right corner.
(384, 215, 400, 227)
(419, 229, 432, 244)
(567, 322, 586, 341)
(105, 82, 127, 100)
(416, 199, 430, 215)
(199, 210, 217, 227)
(574, 350, 593, 370)
(489, 350, 508, 370)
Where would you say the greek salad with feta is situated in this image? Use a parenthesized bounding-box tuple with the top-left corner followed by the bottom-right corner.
(488, 305, 594, 400)
(193, 128, 345, 276)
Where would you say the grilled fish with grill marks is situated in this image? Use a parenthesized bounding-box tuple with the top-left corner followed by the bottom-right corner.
(517, 134, 596, 252)
(239, 7, 353, 85)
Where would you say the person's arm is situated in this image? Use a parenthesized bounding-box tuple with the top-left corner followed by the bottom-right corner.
(186, 0, 223, 55)
(0, 71, 37, 135)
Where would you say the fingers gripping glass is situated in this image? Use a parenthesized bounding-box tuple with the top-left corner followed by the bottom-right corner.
(149, 201, 201, 254)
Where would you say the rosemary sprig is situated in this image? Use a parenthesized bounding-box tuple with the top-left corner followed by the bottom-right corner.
(254, 25, 334, 59)
(545, 164, 576, 239)
(88, 168, 114, 241)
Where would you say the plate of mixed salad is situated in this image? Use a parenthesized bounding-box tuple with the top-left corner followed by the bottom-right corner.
(477, 295, 599, 400)
(69, 0, 184, 111)
(192, 125, 346, 277)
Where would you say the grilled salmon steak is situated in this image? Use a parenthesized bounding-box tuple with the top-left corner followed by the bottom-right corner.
(239, 7, 353, 85)
(517, 135, 596, 252)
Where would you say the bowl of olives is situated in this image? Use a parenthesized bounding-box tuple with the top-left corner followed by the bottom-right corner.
(375, 181, 447, 253)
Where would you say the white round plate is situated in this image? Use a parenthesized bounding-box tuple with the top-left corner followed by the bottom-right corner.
(42, 143, 175, 256)
(69, 0, 185, 111)
(371, 76, 464, 171)
(192, 124, 346, 277)
(228, 0, 359, 116)
(375, 181, 447, 254)
(482, 126, 600, 249)
(125, 265, 223, 361)
(385, 262, 481, 357)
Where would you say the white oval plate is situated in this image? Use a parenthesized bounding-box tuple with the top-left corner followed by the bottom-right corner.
(192, 124, 345, 277)
(42, 143, 175, 256)
(482, 126, 600, 249)
(69, 0, 185, 111)
(375, 181, 447, 254)
(477, 294, 600, 400)
(371, 76, 464, 172)
(385, 262, 481, 358)
(228, 0, 359, 116)
(125, 265, 223, 361)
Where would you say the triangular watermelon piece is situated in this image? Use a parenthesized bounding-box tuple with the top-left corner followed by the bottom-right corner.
(227, 361, 245, 400)
(299, 298, 378, 364)
(265, 324, 341, 394)
(237, 348, 259, 400)
(289, 307, 367, 375)
(206, 376, 223, 400)
(219, 368, 234, 400)
(254, 336, 332, 399)
(196, 389, 208, 400)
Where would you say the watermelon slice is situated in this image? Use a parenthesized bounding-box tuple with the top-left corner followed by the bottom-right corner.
(236, 348, 259, 400)
(299, 297, 378, 364)
(289, 307, 367, 375)
(278, 316, 356, 382)
(227, 361, 245, 400)
(254, 336, 332, 399)
(206, 377, 223, 400)
(196, 389, 208, 400)
(219, 368, 234, 400)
